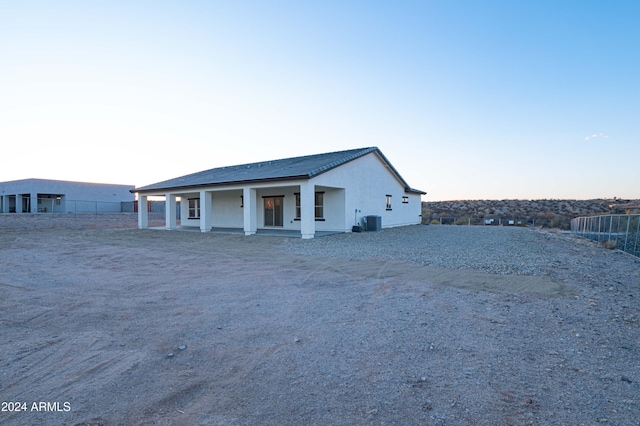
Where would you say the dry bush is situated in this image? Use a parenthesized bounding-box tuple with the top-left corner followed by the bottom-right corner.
(600, 240, 618, 250)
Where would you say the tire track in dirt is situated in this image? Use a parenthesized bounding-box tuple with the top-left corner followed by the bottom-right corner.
(2, 227, 638, 425)
(1, 330, 146, 425)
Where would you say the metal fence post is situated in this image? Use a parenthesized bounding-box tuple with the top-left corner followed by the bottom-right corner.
(624, 215, 631, 254)
(598, 216, 602, 243)
(585, 217, 588, 236)
(633, 216, 640, 256)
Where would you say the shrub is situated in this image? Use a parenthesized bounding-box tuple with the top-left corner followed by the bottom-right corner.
(455, 217, 470, 226)
(548, 215, 571, 230)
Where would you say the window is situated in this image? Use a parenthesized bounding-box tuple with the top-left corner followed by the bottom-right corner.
(315, 192, 324, 219)
(386, 195, 392, 210)
(294, 192, 324, 220)
(188, 198, 200, 219)
(402, 196, 409, 204)
(263, 196, 283, 227)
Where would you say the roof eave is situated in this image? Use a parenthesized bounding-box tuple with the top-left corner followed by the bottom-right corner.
(405, 188, 427, 195)
(132, 174, 310, 194)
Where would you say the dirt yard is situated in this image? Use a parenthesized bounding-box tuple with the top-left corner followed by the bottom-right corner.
(0, 218, 639, 425)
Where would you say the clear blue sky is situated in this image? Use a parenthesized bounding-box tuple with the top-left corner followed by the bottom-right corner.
(1, 1, 638, 201)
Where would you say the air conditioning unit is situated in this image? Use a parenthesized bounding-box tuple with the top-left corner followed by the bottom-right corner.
(365, 215, 381, 232)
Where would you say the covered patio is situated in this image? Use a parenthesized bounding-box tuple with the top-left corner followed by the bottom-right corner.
(137, 181, 347, 239)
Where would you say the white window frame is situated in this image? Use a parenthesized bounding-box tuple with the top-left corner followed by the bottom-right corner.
(314, 192, 324, 220)
(188, 198, 200, 219)
(294, 192, 324, 220)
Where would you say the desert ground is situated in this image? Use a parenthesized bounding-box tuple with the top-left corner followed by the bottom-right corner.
(1, 215, 639, 425)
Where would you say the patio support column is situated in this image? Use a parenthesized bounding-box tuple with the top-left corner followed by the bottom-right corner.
(2, 195, 9, 213)
(138, 195, 149, 229)
(300, 181, 315, 239)
(165, 194, 177, 230)
(243, 187, 256, 236)
(200, 190, 212, 232)
(31, 192, 38, 213)
(15, 195, 23, 213)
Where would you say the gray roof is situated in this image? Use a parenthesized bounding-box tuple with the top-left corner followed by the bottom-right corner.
(133, 147, 425, 194)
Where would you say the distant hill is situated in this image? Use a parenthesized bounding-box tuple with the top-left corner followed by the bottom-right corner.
(421, 199, 640, 229)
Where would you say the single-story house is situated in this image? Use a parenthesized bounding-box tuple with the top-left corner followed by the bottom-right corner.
(132, 147, 426, 239)
(0, 178, 135, 213)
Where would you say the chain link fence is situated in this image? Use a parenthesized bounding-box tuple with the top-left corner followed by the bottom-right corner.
(4, 198, 172, 216)
(1, 199, 170, 230)
(424, 216, 530, 226)
(3, 197, 131, 214)
(571, 214, 640, 258)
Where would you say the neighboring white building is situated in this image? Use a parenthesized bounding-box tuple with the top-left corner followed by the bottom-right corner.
(133, 147, 426, 239)
(0, 179, 135, 213)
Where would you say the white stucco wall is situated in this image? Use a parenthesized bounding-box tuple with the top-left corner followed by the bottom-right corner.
(311, 152, 423, 229)
(212, 190, 244, 228)
(313, 187, 346, 232)
(179, 192, 200, 228)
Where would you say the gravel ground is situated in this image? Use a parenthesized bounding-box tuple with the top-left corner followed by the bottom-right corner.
(1, 220, 639, 425)
(283, 225, 557, 275)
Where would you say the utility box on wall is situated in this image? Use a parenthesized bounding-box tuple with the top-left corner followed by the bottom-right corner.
(365, 215, 381, 231)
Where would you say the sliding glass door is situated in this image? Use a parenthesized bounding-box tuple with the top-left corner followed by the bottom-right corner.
(263, 197, 283, 227)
